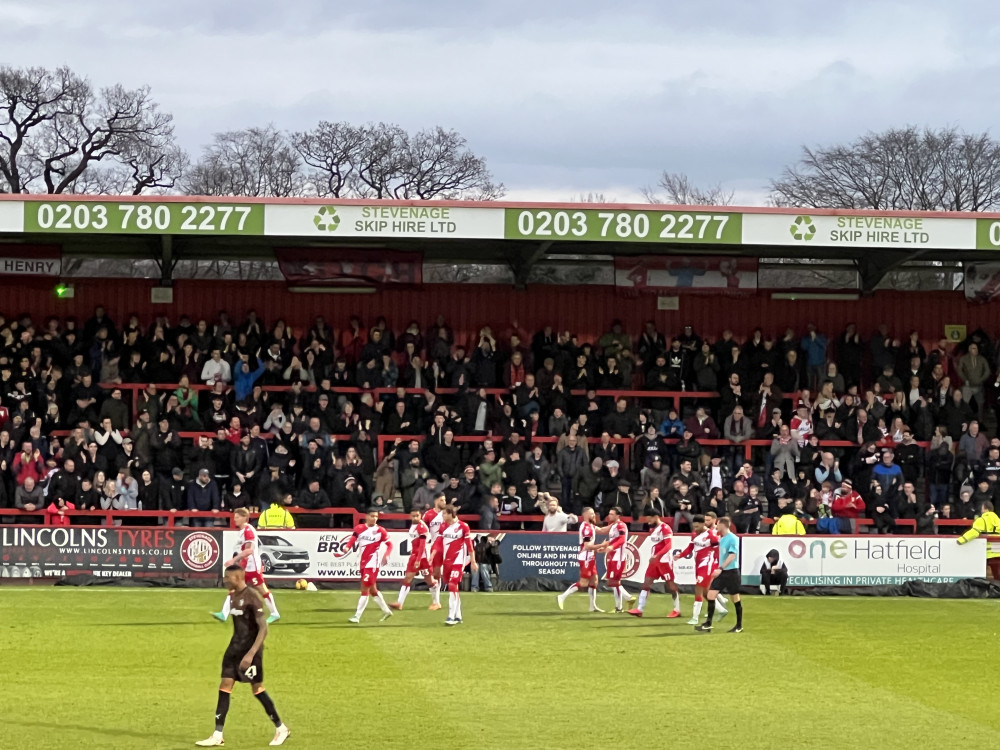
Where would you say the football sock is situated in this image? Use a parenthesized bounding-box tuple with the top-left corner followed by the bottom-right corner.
(735, 600, 743, 627)
(588, 586, 598, 609)
(214, 690, 230, 731)
(672, 593, 681, 611)
(431, 582, 441, 605)
(617, 586, 628, 603)
(612, 587, 621, 610)
(637, 589, 649, 612)
(455, 594, 463, 620)
(220, 596, 231, 618)
(448, 591, 458, 619)
(397, 585, 410, 606)
(693, 599, 703, 619)
(716, 598, 728, 615)
(705, 599, 716, 625)
(355, 595, 369, 618)
(263, 592, 279, 617)
(717, 593, 728, 606)
(559, 583, 579, 601)
(254, 691, 282, 728)
(374, 592, 391, 614)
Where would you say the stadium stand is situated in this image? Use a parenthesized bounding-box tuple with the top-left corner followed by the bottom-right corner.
(0, 307, 993, 535)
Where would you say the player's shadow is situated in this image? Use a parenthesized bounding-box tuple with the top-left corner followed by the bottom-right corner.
(306, 622, 422, 629)
(491, 610, 567, 617)
(593, 622, 692, 629)
(9, 719, 187, 744)
(81, 621, 209, 627)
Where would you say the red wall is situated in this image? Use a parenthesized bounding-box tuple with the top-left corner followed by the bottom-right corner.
(4, 278, 998, 345)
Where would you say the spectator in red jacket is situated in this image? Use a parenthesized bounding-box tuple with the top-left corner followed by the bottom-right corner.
(339, 316, 366, 367)
(12, 442, 43, 486)
(832, 478, 866, 532)
(46, 497, 76, 527)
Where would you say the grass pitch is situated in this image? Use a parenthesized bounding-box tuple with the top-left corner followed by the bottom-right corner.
(2, 587, 998, 749)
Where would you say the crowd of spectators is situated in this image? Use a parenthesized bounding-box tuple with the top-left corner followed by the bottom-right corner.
(1, 306, 998, 535)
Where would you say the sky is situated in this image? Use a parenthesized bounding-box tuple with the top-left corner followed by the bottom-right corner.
(4, 0, 1000, 204)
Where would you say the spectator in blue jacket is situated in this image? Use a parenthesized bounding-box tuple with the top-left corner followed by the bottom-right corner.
(800, 324, 828, 391)
(658, 408, 685, 472)
(234, 356, 266, 402)
(871, 448, 904, 513)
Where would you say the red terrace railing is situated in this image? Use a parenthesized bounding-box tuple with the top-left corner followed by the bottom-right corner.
(92, 381, 793, 423)
(375, 434, 636, 467)
(0, 508, 980, 535)
(46, 429, 929, 475)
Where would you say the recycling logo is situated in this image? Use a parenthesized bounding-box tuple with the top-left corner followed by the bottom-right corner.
(789, 215, 816, 241)
(314, 205, 341, 232)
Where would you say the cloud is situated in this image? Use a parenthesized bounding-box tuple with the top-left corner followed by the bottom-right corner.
(2, 0, 999, 203)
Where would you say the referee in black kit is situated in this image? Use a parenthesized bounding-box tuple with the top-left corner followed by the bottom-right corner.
(696, 517, 743, 633)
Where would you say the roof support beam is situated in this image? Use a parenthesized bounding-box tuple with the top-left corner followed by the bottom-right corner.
(157, 234, 175, 287)
(507, 241, 551, 290)
(855, 248, 926, 293)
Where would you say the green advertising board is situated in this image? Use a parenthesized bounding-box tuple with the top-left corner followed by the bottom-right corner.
(976, 218, 1000, 250)
(503, 207, 742, 244)
(22, 201, 265, 235)
(2, 197, 1000, 251)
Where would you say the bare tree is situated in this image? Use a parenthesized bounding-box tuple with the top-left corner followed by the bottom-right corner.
(347, 122, 410, 199)
(0, 66, 180, 194)
(295, 121, 503, 200)
(293, 120, 363, 198)
(641, 171, 734, 205)
(184, 125, 305, 197)
(68, 141, 188, 195)
(770, 126, 1000, 211)
(574, 192, 615, 203)
(401, 126, 504, 200)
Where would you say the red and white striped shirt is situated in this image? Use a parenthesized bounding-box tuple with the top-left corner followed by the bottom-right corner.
(408, 520, 430, 564)
(350, 523, 390, 570)
(441, 520, 472, 567)
(606, 520, 629, 563)
(423, 508, 444, 549)
(236, 525, 262, 573)
(648, 522, 673, 562)
(578, 521, 596, 562)
(678, 529, 719, 572)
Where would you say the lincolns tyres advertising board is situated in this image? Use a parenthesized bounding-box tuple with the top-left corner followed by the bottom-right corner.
(0, 526, 223, 578)
(740, 536, 985, 586)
